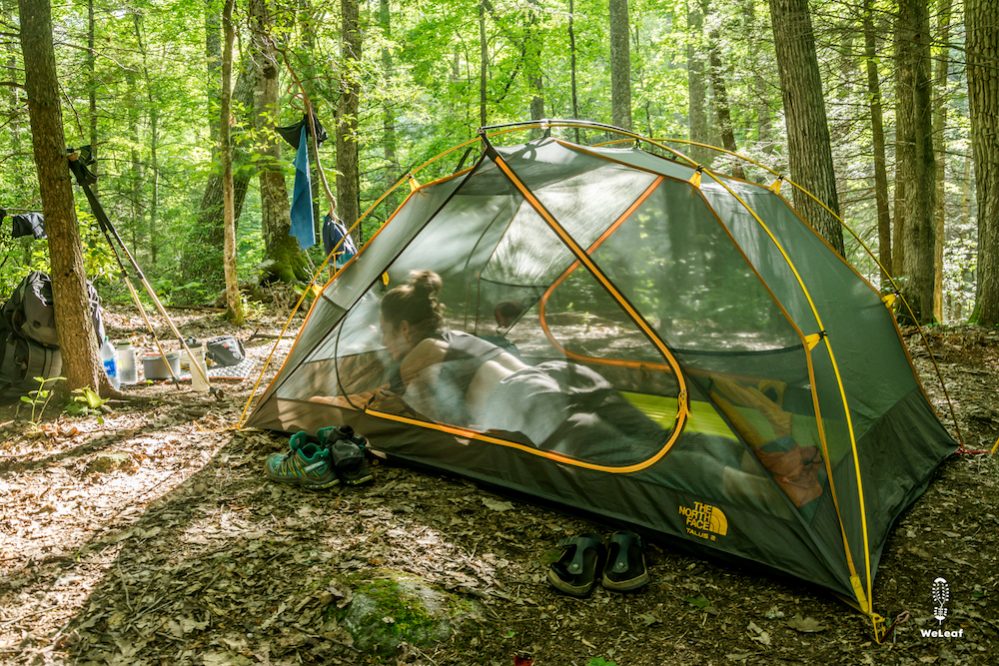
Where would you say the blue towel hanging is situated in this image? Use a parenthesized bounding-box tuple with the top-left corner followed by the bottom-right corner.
(289, 126, 315, 249)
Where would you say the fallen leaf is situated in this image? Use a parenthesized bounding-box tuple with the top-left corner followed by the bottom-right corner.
(636, 612, 661, 627)
(787, 614, 826, 633)
(482, 498, 514, 512)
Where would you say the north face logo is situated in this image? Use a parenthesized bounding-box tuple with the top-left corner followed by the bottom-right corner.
(679, 501, 728, 542)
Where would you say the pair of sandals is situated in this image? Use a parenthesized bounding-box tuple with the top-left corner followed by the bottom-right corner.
(547, 531, 648, 597)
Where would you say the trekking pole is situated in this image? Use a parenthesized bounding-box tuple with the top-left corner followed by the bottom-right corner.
(67, 149, 210, 390)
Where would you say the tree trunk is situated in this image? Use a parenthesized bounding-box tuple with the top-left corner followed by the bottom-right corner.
(126, 68, 143, 254)
(221, 0, 243, 324)
(479, 0, 488, 127)
(134, 13, 160, 269)
(86, 0, 96, 190)
(768, 0, 844, 255)
(706, 14, 745, 179)
(967, 0, 999, 324)
(19, 0, 106, 394)
(863, 0, 892, 277)
(336, 0, 361, 231)
(250, 0, 307, 284)
(569, 0, 579, 137)
(932, 0, 952, 321)
(526, 0, 545, 121)
(609, 0, 632, 130)
(379, 0, 398, 185)
(205, 0, 221, 149)
(895, 0, 936, 322)
(184, 58, 256, 284)
(686, 0, 710, 165)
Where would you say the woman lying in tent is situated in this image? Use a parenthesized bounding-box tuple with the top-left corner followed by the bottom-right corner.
(316, 270, 824, 513)
(316, 270, 667, 465)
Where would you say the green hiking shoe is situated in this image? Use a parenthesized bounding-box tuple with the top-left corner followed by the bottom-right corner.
(265, 432, 340, 490)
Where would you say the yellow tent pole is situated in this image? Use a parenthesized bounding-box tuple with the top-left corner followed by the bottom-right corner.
(597, 135, 964, 450)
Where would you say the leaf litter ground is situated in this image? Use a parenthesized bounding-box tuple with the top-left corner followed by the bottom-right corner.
(0, 307, 997, 665)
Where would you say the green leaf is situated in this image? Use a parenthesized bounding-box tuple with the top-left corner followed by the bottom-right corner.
(685, 594, 711, 609)
(20, 396, 32, 404)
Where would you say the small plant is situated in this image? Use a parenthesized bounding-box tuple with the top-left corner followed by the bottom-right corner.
(66, 386, 111, 424)
(17, 376, 65, 426)
(586, 659, 619, 666)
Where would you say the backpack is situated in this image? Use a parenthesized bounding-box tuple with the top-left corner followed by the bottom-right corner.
(0, 328, 62, 393)
(0, 271, 105, 348)
(206, 335, 246, 367)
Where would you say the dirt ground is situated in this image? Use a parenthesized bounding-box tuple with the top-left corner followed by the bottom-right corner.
(0, 307, 996, 666)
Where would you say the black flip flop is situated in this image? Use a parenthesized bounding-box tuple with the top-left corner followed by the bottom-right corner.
(601, 530, 649, 592)
(547, 534, 604, 597)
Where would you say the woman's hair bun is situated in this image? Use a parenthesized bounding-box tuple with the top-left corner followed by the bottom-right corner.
(408, 270, 442, 296)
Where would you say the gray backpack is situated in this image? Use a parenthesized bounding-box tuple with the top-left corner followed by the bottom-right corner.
(1, 271, 105, 348)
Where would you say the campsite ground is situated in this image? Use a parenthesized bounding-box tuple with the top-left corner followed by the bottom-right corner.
(0, 306, 996, 666)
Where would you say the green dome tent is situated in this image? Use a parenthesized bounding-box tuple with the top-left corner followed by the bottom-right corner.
(245, 121, 955, 634)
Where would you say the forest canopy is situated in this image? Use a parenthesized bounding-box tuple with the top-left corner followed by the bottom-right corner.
(1, 0, 995, 326)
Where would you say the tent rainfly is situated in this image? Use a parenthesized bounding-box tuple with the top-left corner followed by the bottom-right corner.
(246, 121, 955, 635)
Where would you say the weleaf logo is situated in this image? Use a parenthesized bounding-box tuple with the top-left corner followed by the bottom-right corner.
(679, 501, 728, 542)
(932, 577, 949, 624)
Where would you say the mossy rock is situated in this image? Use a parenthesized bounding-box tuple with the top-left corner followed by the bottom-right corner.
(332, 568, 480, 656)
(84, 451, 139, 476)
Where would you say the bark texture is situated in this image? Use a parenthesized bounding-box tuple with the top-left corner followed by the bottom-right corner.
(221, 0, 243, 323)
(19, 0, 104, 393)
(863, 0, 892, 276)
(686, 0, 711, 165)
(609, 0, 632, 130)
(895, 0, 936, 322)
(967, 0, 999, 324)
(932, 0, 952, 320)
(336, 0, 361, 231)
(768, 0, 844, 255)
(251, 0, 306, 284)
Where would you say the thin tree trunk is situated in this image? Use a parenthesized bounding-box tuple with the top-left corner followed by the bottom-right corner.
(609, 0, 632, 130)
(895, 0, 936, 322)
(863, 0, 892, 276)
(526, 0, 545, 121)
(479, 0, 488, 127)
(19, 0, 106, 394)
(768, 0, 844, 254)
(706, 14, 745, 179)
(126, 68, 143, 253)
(569, 0, 579, 134)
(379, 0, 398, 184)
(337, 0, 361, 231)
(744, 0, 772, 151)
(932, 0, 952, 321)
(687, 0, 710, 165)
(3, 0, 21, 155)
(206, 0, 221, 150)
(184, 58, 256, 283)
(134, 13, 159, 269)
(86, 0, 96, 189)
(967, 0, 999, 324)
(251, 0, 306, 284)
(221, 0, 243, 323)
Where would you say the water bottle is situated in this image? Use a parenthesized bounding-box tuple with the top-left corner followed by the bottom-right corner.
(100, 337, 120, 389)
(190, 342, 210, 392)
(116, 342, 137, 385)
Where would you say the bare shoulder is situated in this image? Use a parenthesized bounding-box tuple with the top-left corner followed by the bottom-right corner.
(400, 338, 448, 383)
